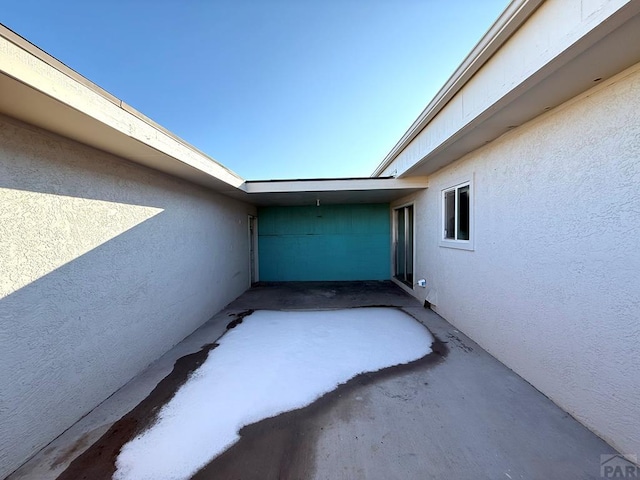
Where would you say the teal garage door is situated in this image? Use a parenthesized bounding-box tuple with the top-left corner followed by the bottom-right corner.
(258, 204, 390, 281)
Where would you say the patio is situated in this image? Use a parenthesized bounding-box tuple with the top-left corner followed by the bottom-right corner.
(10, 282, 615, 480)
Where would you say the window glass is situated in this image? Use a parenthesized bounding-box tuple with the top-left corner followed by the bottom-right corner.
(396, 209, 406, 278)
(444, 190, 455, 239)
(457, 185, 469, 240)
(406, 206, 414, 279)
(442, 181, 472, 247)
(395, 205, 414, 286)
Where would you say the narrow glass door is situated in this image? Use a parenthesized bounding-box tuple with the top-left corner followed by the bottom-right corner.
(394, 205, 414, 286)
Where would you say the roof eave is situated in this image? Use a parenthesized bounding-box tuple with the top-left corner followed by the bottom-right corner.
(0, 24, 246, 192)
(371, 0, 544, 177)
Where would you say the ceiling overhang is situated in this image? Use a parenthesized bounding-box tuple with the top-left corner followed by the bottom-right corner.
(0, 26, 428, 207)
(242, 177, 428, 206)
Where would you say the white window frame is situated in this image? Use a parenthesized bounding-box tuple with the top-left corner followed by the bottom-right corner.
(439, 178, 474, 251)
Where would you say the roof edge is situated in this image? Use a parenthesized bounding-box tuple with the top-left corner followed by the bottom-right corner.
(244, 176, 429, 194)
(371, 0, 544, 177)
(0, 23, 245, 190)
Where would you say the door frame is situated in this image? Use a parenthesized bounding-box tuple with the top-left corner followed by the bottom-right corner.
(393, 203, 415, 288)
(248, 215, 259, 285)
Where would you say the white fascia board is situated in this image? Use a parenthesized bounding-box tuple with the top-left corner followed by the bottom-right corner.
(0, 25, 245, 189)
(371, 0, 544, 177)
(244, 177, 429, 194)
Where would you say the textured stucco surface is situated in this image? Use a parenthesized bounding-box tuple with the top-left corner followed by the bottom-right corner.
(0, 115, 254, 478)
(393, 65, 640, 454)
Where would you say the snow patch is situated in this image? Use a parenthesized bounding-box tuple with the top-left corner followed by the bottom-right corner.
(114, 308, 433, 480)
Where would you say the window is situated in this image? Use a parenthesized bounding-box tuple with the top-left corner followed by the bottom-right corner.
(441, 180, 473, 250)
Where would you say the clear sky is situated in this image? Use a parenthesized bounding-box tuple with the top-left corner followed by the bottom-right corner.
(2, 0, 509, 180)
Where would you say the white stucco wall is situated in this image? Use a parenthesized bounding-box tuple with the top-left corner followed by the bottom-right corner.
(0, 115, 255, 478)
(393, 65, 640, 454)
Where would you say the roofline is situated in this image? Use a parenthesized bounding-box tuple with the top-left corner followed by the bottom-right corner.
(0, 23, 245, 189)
(244, 176, 429, 194)
(245, 176, 394, 183)
(371, 0, 544, 177)
(241, 176, 429, 206)
(0, 24, 122, 105)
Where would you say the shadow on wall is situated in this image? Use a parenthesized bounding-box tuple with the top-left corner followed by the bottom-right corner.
(0, 115, 252, 478)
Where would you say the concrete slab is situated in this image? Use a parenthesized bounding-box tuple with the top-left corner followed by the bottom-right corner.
(230, 281, 419, 310)
(7, 282, 616, 480)
(307, 305, 615, 480)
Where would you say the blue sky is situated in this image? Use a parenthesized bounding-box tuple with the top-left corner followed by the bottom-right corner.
(2, 0, 509, 180)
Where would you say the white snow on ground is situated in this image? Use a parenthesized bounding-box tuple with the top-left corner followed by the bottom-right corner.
(113, 308, 433, 480)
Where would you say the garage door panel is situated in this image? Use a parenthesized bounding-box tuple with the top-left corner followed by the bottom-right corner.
(258, 204, 390, 281)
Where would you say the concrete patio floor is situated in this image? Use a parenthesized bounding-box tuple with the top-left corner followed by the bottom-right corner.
(9, 281, 616, 480)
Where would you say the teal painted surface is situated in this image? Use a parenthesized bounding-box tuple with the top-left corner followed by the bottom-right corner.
(258, 204, 390, 281)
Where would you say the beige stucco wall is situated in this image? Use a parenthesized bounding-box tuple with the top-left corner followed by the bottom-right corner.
(0, 115, 255, 477)
(392, 64, 640, 454)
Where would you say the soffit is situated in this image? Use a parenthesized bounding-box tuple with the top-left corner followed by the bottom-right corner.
(243, 177, 428, 206)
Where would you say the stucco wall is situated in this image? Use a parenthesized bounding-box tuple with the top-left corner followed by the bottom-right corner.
(393, 65, 640, 454)
(0, 115, 255, 477)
